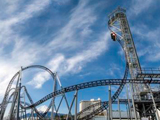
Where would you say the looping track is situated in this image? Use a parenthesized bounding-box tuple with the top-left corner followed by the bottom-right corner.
(1, 7, 160, 120)
(0, 65, 55, 119)
(1, 67, 160, 119)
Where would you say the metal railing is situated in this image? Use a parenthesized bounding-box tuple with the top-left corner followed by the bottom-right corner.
(138, 68, 160, 74)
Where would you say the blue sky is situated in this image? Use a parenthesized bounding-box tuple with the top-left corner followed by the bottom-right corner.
(0, 0, 160, 114)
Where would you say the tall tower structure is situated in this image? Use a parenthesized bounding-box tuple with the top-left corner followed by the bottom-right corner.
(108, 7, 160, 120)
(108, 7, 147, 95)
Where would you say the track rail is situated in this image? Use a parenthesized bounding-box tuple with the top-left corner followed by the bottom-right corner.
(0, 65, 55, 119)
(22, 86, 52, 119)
(20, 79, 160, 109)
(78, 63, 128, 119)
(77, 27, 129, 119)
(77, 63, 128, 118)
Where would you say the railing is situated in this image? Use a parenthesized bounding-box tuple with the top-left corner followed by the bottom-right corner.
(108, 7, 126, 18)
(138, 68, 160, 74)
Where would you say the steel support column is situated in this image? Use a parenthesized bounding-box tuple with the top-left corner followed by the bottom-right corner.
(16, 82, 21, 120)
(126, 104, 129, 120)
(126, 84, 132, 120)
(74, 90, 78, 120)
(118, 97, 121, 120)
(108, 85, 112, 120)
(66, 90, 78, 120)
(129, 83, 137, 120)
(148, 84, 160, 120)
(51, 73, 57, 120)
(17, 67, 22, 120)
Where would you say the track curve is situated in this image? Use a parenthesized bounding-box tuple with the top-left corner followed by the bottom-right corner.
(0, 65, 55, 119)
(77, 32, 128, 119)
(20, 78, 159, 110)
(77, 62, 128, 119)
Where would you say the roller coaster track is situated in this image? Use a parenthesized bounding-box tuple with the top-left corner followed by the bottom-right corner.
(78, 18, 136, 119)
(77, 98, 160, 119)
(78, 61, 128, 119)
(76, 27, 127, 119)
(79, 6, 160, 117)
(0, 99, 128, 109)
(19, 78, 160, 110)
(79, 7, 143, 120)
(0, 65, 55, 119)
(1, 69, 160, 119)
(1, 7, 160, 120)
(0, 85, 51, 119)
(22, 86, 52, 119)
(1, 43, 159, 120)
(77, 61, 128, 118)
(1, 63, 129, 120)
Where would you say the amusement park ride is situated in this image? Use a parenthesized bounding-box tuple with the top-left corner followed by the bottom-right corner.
(1, 7, 160, 120)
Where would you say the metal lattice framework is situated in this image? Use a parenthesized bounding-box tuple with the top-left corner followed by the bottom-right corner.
(1, 73, 160, 119)
(0, 7, 160, 120)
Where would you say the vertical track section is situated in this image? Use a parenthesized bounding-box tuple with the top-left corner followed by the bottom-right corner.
(78, 7, 135, 120)
(78, 36, 129, 120)
(77, 62, 128, 119)
(78, 51, 129, 120)
(108, 7, 148, 95)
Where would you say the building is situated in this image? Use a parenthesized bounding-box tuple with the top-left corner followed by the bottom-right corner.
(79, 99, 138, 120)
(93, 110, 138, 120)
(79, 98, 101, 118)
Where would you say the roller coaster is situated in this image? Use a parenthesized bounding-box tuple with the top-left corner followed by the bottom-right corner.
(0, 7, 160, 120)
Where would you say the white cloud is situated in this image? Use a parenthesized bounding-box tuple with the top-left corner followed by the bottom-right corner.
(28, 31, 110, 88)
(131, 24, 160, 62)
(47, 0, 97, 51)
(0, 0, 51, 99)
(48, 54, 65, 72)
(3, 0, 20, 15)
(27, 0, 110, 88)
(27, 71, 50, 89)
(124, 0, 160, 62)
(52, 0, 70, 5)
(0, 0, 111, 101)
(0, 0, 50, 44)
(129, 0, 155, 16)
(5, 0, 50, 25)
(27, 54, 65, 88)
(107, 63, 122, 77)
(66, 32, 110, 72)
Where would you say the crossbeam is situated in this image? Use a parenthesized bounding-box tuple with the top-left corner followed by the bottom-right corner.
(21, 79, 160, 109)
